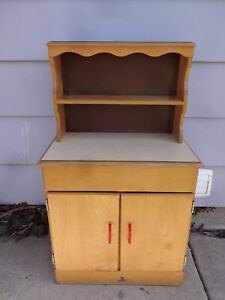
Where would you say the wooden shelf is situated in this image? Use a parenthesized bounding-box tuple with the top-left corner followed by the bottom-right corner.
(57, 95, 184, 106)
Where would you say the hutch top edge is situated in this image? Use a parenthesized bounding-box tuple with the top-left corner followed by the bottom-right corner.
(47, 41, 195, 58)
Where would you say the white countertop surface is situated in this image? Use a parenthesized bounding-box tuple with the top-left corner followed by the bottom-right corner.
(41, 133, 199, 163)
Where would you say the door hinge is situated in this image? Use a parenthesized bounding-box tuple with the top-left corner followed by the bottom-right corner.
(51, 253, 55, 266)
(45, 199, 49, 214)
(192, 202, 195, 214)
(183, 255, 187, 267)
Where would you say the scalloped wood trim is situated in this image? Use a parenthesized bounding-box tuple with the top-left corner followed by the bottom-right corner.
(48, 42, 195, 58)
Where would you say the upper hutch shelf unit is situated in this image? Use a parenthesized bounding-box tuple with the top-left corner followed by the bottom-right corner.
(48, 42, 195, 143)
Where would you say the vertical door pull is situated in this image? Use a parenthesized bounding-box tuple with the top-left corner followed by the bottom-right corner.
(108, 223, 112, 244)
(128, 223, 132, 244)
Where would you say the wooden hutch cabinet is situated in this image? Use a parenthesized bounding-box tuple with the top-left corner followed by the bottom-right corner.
(40, 42, 200, 285)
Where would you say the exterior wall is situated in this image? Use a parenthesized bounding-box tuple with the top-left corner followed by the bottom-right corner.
(0, 1, 225, 206)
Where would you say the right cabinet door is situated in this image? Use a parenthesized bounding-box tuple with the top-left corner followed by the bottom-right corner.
(120, 193, 193, 271)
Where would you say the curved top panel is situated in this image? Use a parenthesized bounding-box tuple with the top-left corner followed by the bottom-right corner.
(48, 42, 195, 58)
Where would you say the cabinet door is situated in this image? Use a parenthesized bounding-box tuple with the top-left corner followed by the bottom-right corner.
(120, 193, 193, 271)
(47, 192, 119, 271)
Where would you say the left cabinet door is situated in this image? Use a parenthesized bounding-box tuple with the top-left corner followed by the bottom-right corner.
(47, 192, 119, 271)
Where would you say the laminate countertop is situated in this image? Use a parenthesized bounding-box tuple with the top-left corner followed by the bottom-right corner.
(41, 132, 200, 163)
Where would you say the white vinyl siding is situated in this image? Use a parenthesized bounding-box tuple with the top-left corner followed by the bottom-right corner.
(0, 0, 225, 206)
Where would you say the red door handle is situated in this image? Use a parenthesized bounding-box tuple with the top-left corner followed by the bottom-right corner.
(128, 223, 132, 244)
(108, 223, 112, 244)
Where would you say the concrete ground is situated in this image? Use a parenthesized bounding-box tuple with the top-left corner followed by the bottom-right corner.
(190, 233, 225, 300)
(192, 208, 225, 230)
(0, 209, 225, 300)
(0, 236, 207, 300)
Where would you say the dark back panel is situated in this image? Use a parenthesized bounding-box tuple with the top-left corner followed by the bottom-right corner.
(61, 53, 180, 96)
(65, 105, 174, 133)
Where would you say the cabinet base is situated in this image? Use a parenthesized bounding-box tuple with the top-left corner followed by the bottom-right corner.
(55, 270, 184, 285)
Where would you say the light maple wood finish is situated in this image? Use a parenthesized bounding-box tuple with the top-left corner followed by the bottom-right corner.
(42, 163, 199, 193)
(173, 56, 192, 142)
(49, 57, 65, 141)
(43, 41, 199, 285)
(120, 193, 193, 271)
(48, 42, 195, 58)
(57, 95, 183, 106)
(55, 269, 183, 285)
(47, 192, 119, 271)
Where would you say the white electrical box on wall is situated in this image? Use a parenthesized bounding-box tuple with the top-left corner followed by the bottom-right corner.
(195, 169, 213, 198)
